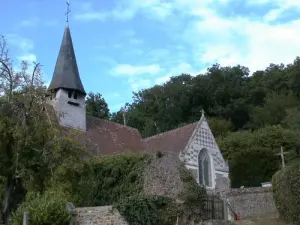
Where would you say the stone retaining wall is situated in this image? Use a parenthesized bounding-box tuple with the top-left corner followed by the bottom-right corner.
(220, 187, 278, 219)
(72, 206, 128, 225)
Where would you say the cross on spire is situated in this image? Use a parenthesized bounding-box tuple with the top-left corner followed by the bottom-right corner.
(65, 0, 71, 23)
(276, 146, 289, 168)
(201, 109, 205, 117)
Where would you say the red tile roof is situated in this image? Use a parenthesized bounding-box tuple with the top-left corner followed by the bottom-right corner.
(143, 122, 198, 153)
(75, 116, 145, 155)
(47, 104, 198, 155)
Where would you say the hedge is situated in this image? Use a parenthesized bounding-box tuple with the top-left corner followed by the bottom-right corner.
(272, 159, 300, 225)
(10, 187, 70, 225)
(11, 153, 206, 225)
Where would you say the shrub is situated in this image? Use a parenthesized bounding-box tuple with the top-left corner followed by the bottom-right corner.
(272, 159, 300, 224)
(116, 195, 177, 225)
(229, 147, 279, 188)
(10, 187, 70, 225)
(51, 153, 151, 207)
(178, 164, 206, 223)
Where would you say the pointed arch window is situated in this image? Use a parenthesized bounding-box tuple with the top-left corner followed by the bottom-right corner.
(198, 149, 212, 187)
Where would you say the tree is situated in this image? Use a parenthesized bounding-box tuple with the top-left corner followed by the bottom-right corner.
(85, 92, 110, 119)
(248, 92, 298, 129)
(229, 147, 279, 188)
(0, 36, 83, 224)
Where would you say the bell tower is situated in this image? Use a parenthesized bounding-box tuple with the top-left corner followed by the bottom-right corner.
(48, 1, 86, 131)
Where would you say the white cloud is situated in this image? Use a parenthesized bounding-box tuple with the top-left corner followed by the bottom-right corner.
(155, 62, 199, 84)
(17, 53, 37, 62)
(112, 0, 300, 77)
(111, 64, 162, 76)
(7, 35, 34, 52)
(175, 1, 300, 73)
(19, 17, 40, 27)
(78, 0, 300, 91)
(75, 12, 108, 21)
(75, 3, 108, 21)
(129, 78, 152, 91)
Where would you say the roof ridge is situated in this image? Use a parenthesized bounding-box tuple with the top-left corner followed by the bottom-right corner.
(87, 115, 141, 132)
(143, 121, 198, 141)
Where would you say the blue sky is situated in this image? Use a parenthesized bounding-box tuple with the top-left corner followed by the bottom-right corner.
(1, 0, 300, 112)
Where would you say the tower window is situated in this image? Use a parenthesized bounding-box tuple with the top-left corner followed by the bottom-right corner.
(68, 90, 72, 98)
(74, 91, 78, 100)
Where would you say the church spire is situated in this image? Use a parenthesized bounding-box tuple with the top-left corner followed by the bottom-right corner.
(48, 0, 86, 95)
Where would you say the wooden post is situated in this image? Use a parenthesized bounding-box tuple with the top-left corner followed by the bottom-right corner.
(23, 212, 29, 225)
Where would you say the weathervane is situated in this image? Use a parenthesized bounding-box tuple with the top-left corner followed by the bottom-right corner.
(65, 0, 71, 23)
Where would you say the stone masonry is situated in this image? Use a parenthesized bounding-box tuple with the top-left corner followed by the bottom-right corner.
(50, 89, 86, 131)
(72, 206, 128, 225)
(221, 187, 278, 219)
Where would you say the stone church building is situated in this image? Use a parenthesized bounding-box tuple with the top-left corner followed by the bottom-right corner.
(47, 23, 230, 192)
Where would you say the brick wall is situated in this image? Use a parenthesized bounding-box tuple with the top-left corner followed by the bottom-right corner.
(220, 187, 278, 219)
(72, 206, 128, 225)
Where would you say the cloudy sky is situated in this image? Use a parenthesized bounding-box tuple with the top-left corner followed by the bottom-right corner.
(1, 0, 300, 111)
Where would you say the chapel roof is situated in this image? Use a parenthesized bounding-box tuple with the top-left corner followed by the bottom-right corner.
(48, 24, 86, 95)
(143, 122, 198, 153)
(71, 116, 145, 155)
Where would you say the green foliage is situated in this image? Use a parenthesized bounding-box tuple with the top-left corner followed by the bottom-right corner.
(207, 117, 234, 137)
(248, 92, 298, 129)
(282, 107, 300, 132)
(85, 92, 110, 119)
(219, 125, 300, 187)
(49, 154, 206, 225)
(218, 125, 300, 160)
(10, 187, 70, 225)
(109, 57, 300, 138)
(178, 165, 206, 223)
(229, 147, 279, 188)
(116, 195, 177, 225)
(272, 160, 300, 224)
(52, 153, 151, 207)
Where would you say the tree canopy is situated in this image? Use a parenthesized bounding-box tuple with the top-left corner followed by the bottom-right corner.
(0, 36, 84, 224)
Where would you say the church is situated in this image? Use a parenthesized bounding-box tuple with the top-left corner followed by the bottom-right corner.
(47, 22, 230, 192)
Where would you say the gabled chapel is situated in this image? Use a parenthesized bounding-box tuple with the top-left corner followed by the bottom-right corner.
(47, 20, 230, 192)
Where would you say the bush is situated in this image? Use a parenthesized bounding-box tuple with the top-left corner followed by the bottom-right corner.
(116, 195, 177, 225)
(229, 147, 279, 188)
(71, 153, 151, 207)
(10, 187, 70, 225)
(272, 160, 300, 224)
(178, 164, 206, 223)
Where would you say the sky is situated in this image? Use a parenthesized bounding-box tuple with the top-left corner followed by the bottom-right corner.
(1, 0, 300, 112)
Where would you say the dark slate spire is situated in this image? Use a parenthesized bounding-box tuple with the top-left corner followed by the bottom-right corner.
(48, 24, 86, 95)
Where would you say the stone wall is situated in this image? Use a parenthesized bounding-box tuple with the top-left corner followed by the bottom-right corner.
(51, 88, 86, 131)
(72, 206, 128, 225)
(220, 187, 278, 219)
(143, 152, 185, 199)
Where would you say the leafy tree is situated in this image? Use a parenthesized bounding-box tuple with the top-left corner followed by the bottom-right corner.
(218, 125, 300, 161)
(229, 147, 279, 188)
(86, 92, 110, 119)
(207, 117, 234, 138)
(0, 36, 83, 224)
(248, 92, 298, 129)
(282, 107, 300, 131)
